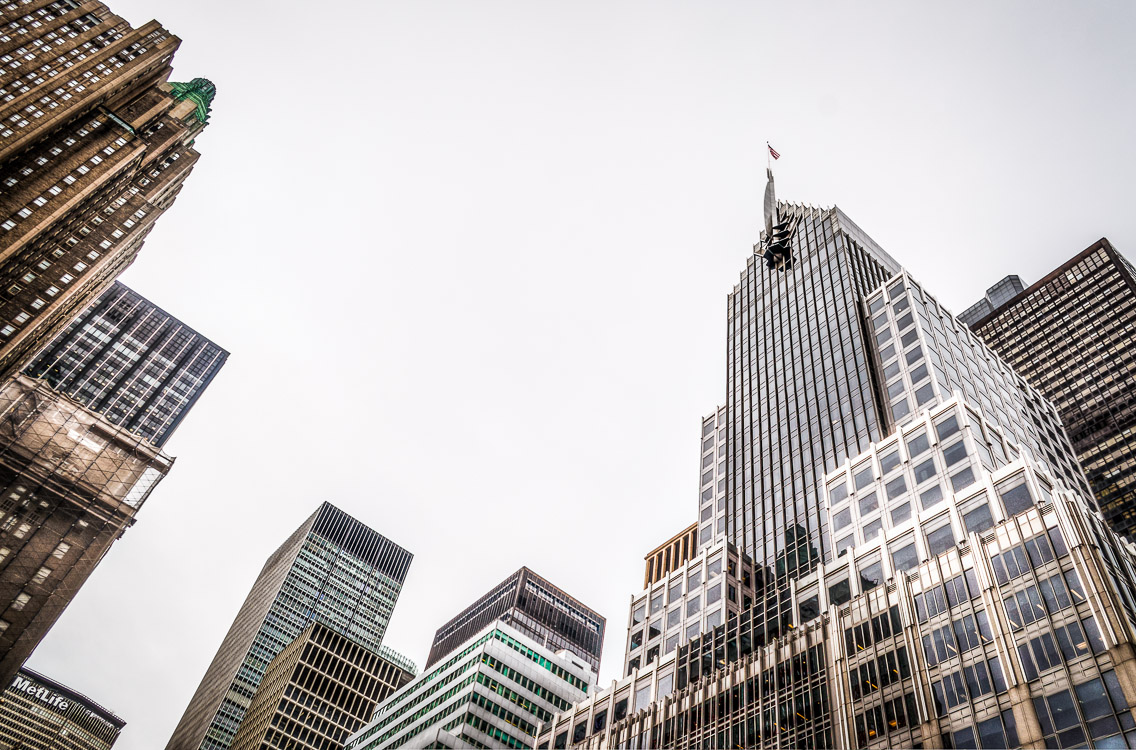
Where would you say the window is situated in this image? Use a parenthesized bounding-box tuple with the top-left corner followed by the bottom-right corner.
(942, 440, 969, 467)
(891, 542, 918, 573)
(859, 560, 883, 591)
(936, 415, 960, 440)
(998, 476, 1034, 516)
(686, 595, 701, 617)
(914, 458, 937, 485)
(854, 464, 874, 490)
(891, 502, 911, 525)
(829, 480, 849, 505)
(880, 449, 901, 475)
(907, 431, 930, 458)
(920, 484, 944, 510)
(828, 578, 851, 606)
(950, 466, 975, 492)
(630, 630, 643, 649)
(632, 604, 645, 625)
(648, 619, 661, 640)
(11, 593, 29, 610)
(886, 475, 907, 500)
(633, 685, 652, 712)
(859, 491, 879, 516)
(650, 592, 664, 614)
(963, 504, 994, 535)
(52, 542, 69, 558)
(833, 508, 852, 531)
(926, 523, 955, 555)
(31, 566, 50, 584)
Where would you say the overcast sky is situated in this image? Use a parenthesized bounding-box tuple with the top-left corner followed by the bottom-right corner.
(23, 1, 1136, 746)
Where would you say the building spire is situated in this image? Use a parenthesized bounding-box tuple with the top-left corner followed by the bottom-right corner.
(168, 78, 216, 124)
(763, 167, 777, 240)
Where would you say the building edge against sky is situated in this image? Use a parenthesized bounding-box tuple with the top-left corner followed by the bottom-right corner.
(166, 503, 413, 750)
(536, 186, 1136, 750)
(963, 239, 1136, 541)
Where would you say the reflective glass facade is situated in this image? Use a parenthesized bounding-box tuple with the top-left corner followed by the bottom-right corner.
(25, 281, 227, 447)
(167, 504, 412, 750)
(538, 193, 1136, 749)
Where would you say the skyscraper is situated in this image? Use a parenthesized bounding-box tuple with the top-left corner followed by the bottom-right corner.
(229, 621, 416, 750)
(0, 666, 125, 749)
(24, 280, 228, 447)
(963, 239, 1136, 538)
(167, 503, 413, 750)
(0, 0, 214, 382)
(0, 373, 170, 683)
(424, 567, 606, 677)
(538, 178, 1136, 749)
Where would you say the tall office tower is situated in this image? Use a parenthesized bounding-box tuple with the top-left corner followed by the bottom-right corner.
(167, 504, 413, 750)
(958, 275, 1028, 328)
(697, 405, 728, 547)
(963, 239, 1136, 539)
(348, 620, 594, 750)
(230, 621, 416, 750)
(540, 181, 1136, 750)
(0, 373, 170, 683)
(24, 280, 228, 447)
(0, 667, 124, 749)
(0, 0, 214, 381)
(425, 567, 606, 677)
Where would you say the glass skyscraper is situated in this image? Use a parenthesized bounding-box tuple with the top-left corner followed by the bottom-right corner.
(24, 281, 228, 448)
(537, 183, 1136, 749)
(166, 503, 413, 750)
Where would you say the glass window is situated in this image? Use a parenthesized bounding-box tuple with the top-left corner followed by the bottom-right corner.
(650, 592, 664, 614)
(950, 467, 976, 492)
(649, 619, 662, 640)
(926, 523, 955, 555)
(706, 583, 722, 605)
(942, 440, 969, 467)
(835, 535, 855, 557)
(905, 346, 924, 365)
(630, 630, 643, 649)
(829, 480, 849, 505)
(689, 570, 701, 590)
(891, 398, 910, 421)
(936, 415, 960, 440)
(963, 504, 994, 535)
(998, 477, 1034, 516)
(891, 542, 919, 573)
(799, 595, 820, 623)
(634, 685, 652, 712)
(665, 633, 680, 654)
(891, 502, 911, 525)
(632, 605, 645, 625)
(920, 484, 944, 510)
(879, 449, 901, 475)
(829, 579, 851, 606)
(854, 463, 874, 490)
(707, 557, 722, 579)
(914, 458, 937, 485)
(685, 622, 700, 641)
(667, 606, 681, 629)
(863, 518, 883, 541)
(669, 580, 682, 602)
(915, 383, 935, 405)
(859, 491, 879, 516)
(879, 343, 896, 362)
(686, 595, 701, 617)
(886, 475, 907, 500)
(859, 561, 883, 592)
(906, 431, 930, 458)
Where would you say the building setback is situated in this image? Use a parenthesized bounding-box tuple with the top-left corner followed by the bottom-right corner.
(964, 239, 1136, 539)
(0, 667, 124, 749)
(538, 184, 1136, 749)
(167, 503, 413, 750)
(347, 621, 595, 750)
(230, 621, 416, 750)
(0, 0, 215, 383)
(425, 567, 606, 678)
(0, 374, 170, 683)
(24, 281, 228, 448)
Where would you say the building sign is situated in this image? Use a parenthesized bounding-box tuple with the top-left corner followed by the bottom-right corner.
(10, 674, 69, 711)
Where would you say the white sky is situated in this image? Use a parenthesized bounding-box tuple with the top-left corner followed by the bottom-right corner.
(24, 2, 1136, 746)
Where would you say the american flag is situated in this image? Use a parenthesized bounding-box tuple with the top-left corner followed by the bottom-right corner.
(768, 144, 780, 160)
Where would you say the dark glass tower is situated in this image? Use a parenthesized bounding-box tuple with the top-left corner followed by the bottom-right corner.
(964, 239, 1136, 538)
(425, 567, 606, 676)
(727, 200, 901, 642)
(24, 281, 228, 447)
(167, 504, 413, 750)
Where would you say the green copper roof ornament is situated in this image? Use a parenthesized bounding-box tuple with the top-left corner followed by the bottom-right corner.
(168, 77, 216, 124)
